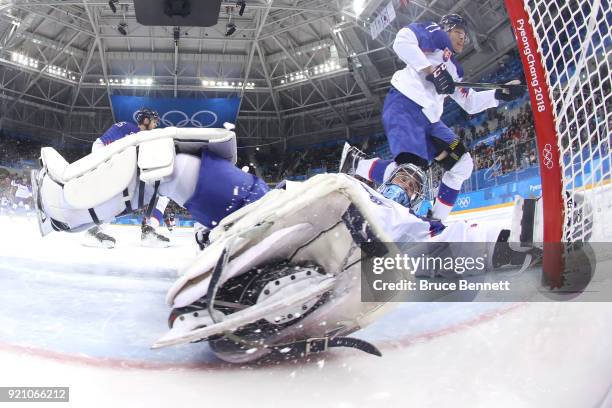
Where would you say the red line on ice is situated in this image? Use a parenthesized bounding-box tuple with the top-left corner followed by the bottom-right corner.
(0, 303, 525, 371)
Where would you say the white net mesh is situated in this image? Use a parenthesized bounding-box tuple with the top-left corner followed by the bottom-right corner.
(524, 0, 611, 241)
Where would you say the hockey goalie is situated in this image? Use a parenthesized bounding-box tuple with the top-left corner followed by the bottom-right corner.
(30, 127, 589, 363)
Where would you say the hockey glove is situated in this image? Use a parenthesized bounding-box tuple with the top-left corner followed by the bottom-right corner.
(495, 81, 525, 101)
(426, 64, 456, 95)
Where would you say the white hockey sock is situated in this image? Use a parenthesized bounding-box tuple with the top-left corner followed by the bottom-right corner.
(431, 153, 474, 221)
(432, 199, 454, 221)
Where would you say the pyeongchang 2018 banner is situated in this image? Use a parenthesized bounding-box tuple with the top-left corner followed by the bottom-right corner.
(110, 96, 240, 128)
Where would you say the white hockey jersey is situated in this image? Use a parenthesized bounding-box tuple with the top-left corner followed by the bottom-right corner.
(391, 22, 500, 123)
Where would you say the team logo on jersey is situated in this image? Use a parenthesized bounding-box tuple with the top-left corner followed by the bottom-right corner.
(442, 47, 452, 62)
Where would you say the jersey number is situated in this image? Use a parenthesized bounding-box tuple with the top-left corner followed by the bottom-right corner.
(426, 23, 441, 33)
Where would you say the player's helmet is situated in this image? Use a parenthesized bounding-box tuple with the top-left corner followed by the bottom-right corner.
(135, 107, 160, 125)
(439, 14, 468, 32)
(378, 164, 427, 211)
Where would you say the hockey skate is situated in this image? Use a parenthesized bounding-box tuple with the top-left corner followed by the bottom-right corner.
(82, 225, 116, 249)
(141, 223, 170, 248)
(338, 142, 365, 175)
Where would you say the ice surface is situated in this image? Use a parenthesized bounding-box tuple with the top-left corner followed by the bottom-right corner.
(0, 212, 611, 408)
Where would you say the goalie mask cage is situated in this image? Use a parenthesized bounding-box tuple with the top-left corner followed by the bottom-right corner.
(504, 0, 611, 287)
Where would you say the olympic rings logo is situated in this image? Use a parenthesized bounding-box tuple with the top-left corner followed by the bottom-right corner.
(542, 143, 554, 169)
(456, 196, 471, 208)
(132, 110, 218, 128)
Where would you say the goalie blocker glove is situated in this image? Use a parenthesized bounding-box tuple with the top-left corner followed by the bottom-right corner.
(426, 63, 455, 95)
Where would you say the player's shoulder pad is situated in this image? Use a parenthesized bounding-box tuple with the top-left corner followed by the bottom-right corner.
(406, 21, 453, 52)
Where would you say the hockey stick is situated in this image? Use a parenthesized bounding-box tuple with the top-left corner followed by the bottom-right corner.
(455, 81, 528, 91)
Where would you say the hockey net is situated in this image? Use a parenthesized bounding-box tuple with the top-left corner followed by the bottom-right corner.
(504, 0, 611, 284)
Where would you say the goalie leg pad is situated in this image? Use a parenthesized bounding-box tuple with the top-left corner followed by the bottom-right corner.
(39, 171, 140, 232)
(509, 196, 544, 251)
(138, 138, 176, 184)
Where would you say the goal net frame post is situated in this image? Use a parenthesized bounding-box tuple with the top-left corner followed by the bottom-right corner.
(504, 0, 565, 288)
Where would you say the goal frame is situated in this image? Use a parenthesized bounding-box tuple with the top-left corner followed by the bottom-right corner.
(504, 1, 565, 287)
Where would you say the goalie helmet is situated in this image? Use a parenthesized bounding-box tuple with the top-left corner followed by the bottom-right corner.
(378, 163, 426, 211)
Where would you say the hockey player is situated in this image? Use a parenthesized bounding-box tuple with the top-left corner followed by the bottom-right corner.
(11, 176, 32, 213)
(152, 170, 563, 362)
(33, 128, 590, 363)
(340, 14, 524, 221)
(84, 108, 172, 248)
(32, 126, 269, 248)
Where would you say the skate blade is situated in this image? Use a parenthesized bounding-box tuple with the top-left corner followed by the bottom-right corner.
(81, 239, 115, 249)
(141, 237, 171, 248)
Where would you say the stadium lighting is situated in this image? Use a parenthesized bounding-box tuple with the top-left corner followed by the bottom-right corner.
(107, 77, 153, 87)
(45, 64, 79, 81)
(353, 0, 365, 16)
(278, 60, 344, 86)
(11, 52, 39, 69)
(201, 79, 254, 89)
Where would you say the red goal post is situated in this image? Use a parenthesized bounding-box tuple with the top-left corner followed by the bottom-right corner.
(504, 0, 611, 287)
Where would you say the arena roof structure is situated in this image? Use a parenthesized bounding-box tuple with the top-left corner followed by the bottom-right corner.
(0, 0, 518, 149)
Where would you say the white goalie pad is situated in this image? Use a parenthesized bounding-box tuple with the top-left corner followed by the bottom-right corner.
(38, 127, 236, 210)
(159, 174, 399, 353)
(137, 138, 175, 184)
(509, 196, 544, 251)
(41, 127, 236, 184)
(64, 146, 137, 210)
